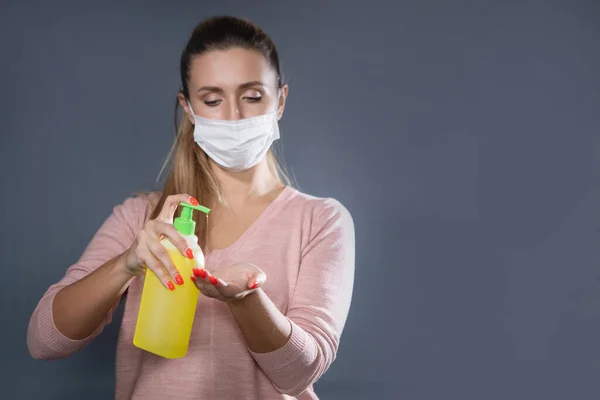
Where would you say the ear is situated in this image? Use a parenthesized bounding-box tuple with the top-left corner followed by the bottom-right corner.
(276, 84, 289, 121)
(177, 92, 195, 125)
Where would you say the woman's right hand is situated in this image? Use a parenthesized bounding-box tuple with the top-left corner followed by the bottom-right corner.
(124, 194, 199, 290)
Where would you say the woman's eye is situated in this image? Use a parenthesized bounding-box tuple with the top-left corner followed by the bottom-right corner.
(204, 99, 222, 107)
(243, 96, 262, 103)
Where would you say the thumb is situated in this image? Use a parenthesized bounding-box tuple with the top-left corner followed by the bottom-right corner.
(247, 272, 267, 290)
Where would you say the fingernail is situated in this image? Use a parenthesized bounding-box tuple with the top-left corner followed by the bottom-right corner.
(167, 281, 175, 291)
(250, 281, 259, 289)
(175, 273, 184, 285)
(209, 276, 218, 286)
(190, 276, 196, 282)
(193, 268, 207, 279)
(189, 197, 199, 206)
(186, 248, 195, 259)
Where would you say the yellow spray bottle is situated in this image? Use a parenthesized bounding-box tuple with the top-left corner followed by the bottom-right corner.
(133, 201, 210, 359)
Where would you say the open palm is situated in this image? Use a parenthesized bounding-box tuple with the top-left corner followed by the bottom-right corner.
(191, 262, 266, 302)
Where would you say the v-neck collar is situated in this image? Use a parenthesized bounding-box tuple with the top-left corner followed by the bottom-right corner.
(205, 185, 295, 259)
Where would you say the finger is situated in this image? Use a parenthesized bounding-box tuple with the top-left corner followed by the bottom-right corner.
(194, 278, 221, 298)
(146, 235, 184, 286)
(208, 274, 221, 287)
(210, 275, 227, 287)
(192, 267, 208, 279)
(137, 248, 174, 290)
(152, 220, 195, 260)
(205, 273, 240, 299)
(192, 267, 213, 288)
(192, 269, 225, 296)
(191, 275, 209, 288)
(247, 272, 267, 289)
(157, 193, 199, 223)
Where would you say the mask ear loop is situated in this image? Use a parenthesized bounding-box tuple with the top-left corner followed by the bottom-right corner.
(273, 88, 283, 118)
(187, 101, 197, 118)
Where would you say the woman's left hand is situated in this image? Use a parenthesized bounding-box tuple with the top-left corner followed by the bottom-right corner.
(191, 263, 266, 302)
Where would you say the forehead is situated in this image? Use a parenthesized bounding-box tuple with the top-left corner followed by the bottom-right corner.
(187, 47, 276, 89)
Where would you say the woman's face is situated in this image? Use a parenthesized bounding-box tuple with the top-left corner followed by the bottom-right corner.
(179, 47, 288, 122)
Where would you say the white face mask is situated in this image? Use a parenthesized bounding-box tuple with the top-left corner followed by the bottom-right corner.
(188, 102, 280, 171)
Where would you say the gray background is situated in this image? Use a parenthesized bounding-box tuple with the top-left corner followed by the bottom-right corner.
(1, 0, 599, 399)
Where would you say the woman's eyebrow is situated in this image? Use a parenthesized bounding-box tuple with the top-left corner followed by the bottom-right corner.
(196, 81, 265, 93)
(197, 86, 223, 93)
(238, 81, 265, 89)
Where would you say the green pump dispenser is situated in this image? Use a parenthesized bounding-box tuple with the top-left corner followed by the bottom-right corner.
(174, 202, 211, 235)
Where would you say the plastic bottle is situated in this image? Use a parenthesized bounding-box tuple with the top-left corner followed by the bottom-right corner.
(133, 201, 210, 359)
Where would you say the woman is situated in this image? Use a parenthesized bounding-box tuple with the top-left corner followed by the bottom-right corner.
(27, 15, 354, 400)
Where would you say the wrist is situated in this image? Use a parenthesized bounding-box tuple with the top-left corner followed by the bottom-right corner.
(228, 288, 260, 310)
(109, 252, 137, 288)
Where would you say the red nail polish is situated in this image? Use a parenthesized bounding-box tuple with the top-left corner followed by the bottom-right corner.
(186, 248, 195, 259)
(209, 276, 218, 285)
(193, 268, 207, 278)
(175, 273, 184, 285)
(167, 281, 175, 291)
(190, 276, 196, 282)
(250, 281, 259, 289)
(189, 197, 199, 206)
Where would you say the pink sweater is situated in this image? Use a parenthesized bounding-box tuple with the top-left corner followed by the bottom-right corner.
(27, 186, 355, 399)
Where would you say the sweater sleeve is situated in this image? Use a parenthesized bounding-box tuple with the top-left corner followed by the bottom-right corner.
(249, 198, 356, 396)
(27, 196, 149, 360)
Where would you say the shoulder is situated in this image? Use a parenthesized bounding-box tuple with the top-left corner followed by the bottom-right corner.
(111, 191, 161, 230)
(286, 187, 352, 218)
(282, 187, 355, 262)
(284, 187, 354, 235)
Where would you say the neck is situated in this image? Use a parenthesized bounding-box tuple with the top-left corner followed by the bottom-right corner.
(210, 158, 282, 208)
